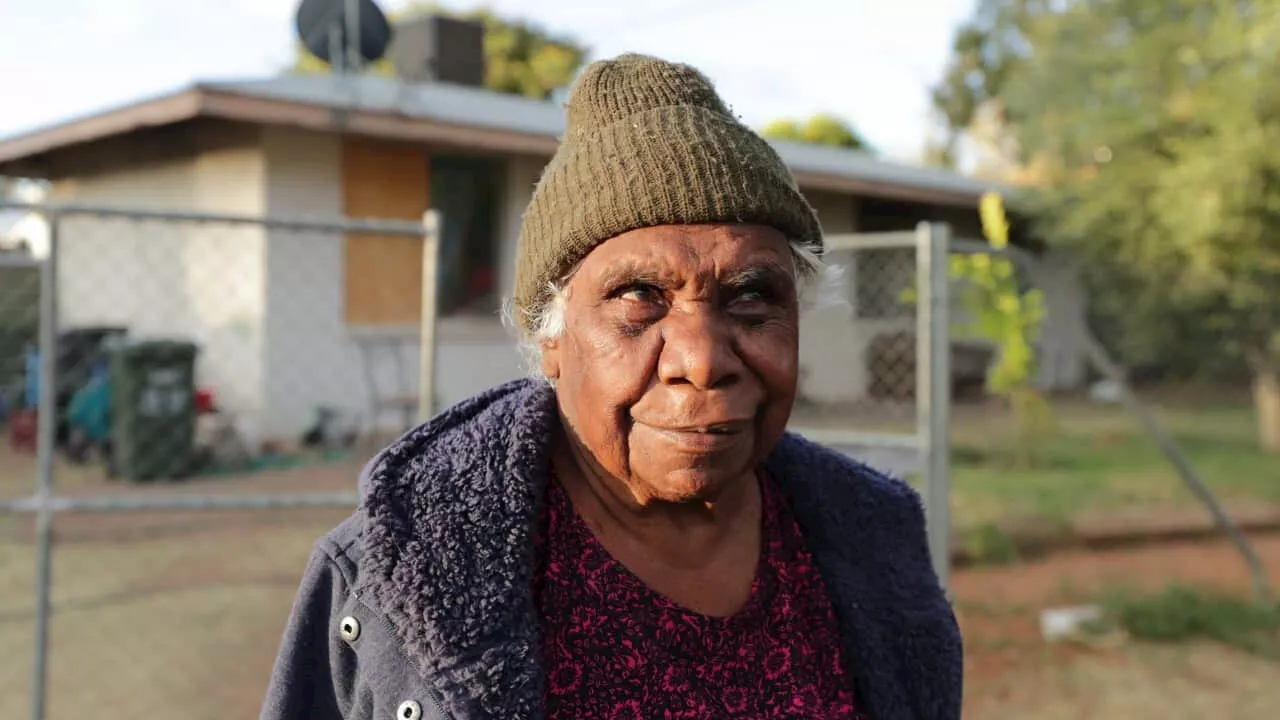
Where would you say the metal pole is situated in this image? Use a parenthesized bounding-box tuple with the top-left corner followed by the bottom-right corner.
(31, 211, 59, 720)
(328, 22, 345, 75)
(344, 0, 362, 73)
(916, 221, 953, 592)
(418, 210, 440, 423)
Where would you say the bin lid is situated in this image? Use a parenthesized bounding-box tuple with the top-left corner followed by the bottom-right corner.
(111, 339, 199, 360)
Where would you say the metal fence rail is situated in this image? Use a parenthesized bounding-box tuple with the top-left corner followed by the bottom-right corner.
(791, 222, 952, 590)
(0, 202, 440, 720)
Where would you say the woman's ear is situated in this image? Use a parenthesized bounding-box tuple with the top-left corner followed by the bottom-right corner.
(540, 338, 561, 382)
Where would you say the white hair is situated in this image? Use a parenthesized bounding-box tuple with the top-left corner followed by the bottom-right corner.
(502, 243, 849, 379)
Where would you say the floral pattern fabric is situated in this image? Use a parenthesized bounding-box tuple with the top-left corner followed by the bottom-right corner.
(535, 471, 866, 719)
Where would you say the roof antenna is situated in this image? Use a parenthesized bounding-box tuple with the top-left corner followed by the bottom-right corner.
(295, 0, 391, 75)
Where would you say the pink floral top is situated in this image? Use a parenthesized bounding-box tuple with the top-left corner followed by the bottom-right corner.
(534, 471, 866, 719)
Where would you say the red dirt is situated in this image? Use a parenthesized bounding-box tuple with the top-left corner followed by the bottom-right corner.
(954, 533, 1280, 608)
(953, 533, 1280, 707)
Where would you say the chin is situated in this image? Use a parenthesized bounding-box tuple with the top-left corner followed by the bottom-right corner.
(644, 466, 748, 504)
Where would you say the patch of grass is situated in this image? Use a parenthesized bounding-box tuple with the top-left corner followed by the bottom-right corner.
(1101, 584, 1280, 659)
(961, 522, 1021, 565)
(947, 398, 1278, 530)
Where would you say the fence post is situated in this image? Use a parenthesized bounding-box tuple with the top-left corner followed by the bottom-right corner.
(31, 210, 60, 720)
(417, 210, 440, 424)
(916, 221, 953, 592)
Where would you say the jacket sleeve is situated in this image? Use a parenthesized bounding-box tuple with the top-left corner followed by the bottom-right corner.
(259, 544, 357, 720)
(902, 489, 965, 719)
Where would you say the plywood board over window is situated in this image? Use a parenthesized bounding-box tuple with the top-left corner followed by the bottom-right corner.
(342, 137, 429, 326)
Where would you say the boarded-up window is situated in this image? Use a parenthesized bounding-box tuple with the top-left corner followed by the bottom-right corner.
(342, 138, 429, 326)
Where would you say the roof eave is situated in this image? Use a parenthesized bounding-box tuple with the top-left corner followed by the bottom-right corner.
(197, 90, 560, 156)
(0, 89, 207, 173)
(792, 169, 986, 207)
(0, 84, 991, 207)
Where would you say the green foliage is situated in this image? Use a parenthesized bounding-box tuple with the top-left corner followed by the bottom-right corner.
(288, 2, 588, 101)
(950, 249, 1046, 397)
(997, 0, 1280, 449)
(930, 0, 1051, 155)
(958, 194, 1047, 394)
(1102, 584, 1280, 658)
(759, 114, 871, 151)
(921, 138, 958, 169)
(960, 522, 1021, 565)
(902, 193, 1054, 464)
(974, 193, 1054, 465)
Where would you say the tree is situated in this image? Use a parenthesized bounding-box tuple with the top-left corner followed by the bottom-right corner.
(1002, 0, 1280, 452)
(936, 0, 1250, 382)
(760, 114, 872, 152)
(288, 3, 589, 101)
(930, 0, 1051, 166)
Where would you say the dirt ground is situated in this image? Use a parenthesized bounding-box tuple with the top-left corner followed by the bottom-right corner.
(3, 505, 1278, 720)
(956, 534, 1280, 719)
(3, 437, 1280, 719)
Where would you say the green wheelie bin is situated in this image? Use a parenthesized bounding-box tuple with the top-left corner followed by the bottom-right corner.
(109, 340, 199, 482)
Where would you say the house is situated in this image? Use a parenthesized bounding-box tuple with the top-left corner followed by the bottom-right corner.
(0, 72, 1087, 442)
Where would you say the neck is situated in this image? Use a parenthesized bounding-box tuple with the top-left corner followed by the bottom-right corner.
(552, 432, 759, 570)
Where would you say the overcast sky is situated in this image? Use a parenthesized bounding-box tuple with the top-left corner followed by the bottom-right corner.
(0, 0, 975, 163)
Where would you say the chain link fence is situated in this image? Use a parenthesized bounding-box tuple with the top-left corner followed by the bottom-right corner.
(790, 223, 952, 588)
(0, 203, 439, 720)
(0, 254, 40, 471)
(0, 205, 960, 718)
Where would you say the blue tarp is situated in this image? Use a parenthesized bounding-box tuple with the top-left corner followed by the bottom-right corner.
(24, 346, 38, 408)
(67, 364, 111, 443)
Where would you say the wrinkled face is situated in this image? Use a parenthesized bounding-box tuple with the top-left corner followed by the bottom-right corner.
(541, 223, 800, 504)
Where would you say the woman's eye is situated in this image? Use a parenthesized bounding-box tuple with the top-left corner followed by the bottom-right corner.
(618, 284, 661, 303)
(729, 286, 776, 308)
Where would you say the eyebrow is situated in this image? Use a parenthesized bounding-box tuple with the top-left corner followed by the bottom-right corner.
(723, 260, 794, 287)
(595, 261, 674, 291)
(593, 257, 794, 293)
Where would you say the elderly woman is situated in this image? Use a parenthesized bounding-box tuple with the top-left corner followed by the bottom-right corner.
(261, 53, 962, 720)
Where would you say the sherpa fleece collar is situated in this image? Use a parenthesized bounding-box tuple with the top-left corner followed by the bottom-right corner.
(354, 378, 962, 720)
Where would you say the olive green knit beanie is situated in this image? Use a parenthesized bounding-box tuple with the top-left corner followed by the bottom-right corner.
(511, 52, 824, 334)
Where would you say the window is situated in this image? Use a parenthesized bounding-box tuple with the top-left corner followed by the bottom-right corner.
(429, 155, 502, 316)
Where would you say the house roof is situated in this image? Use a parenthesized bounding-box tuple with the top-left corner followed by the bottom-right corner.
(0, 74, 1002, 207)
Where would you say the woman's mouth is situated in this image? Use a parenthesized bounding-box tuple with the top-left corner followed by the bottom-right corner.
(636, 419, 752, 451)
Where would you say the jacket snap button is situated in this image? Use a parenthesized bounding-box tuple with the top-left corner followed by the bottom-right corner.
(397, 700, 422, 720)
(338, 616, 360, 643)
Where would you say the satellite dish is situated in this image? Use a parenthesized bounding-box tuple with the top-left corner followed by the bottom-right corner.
(296, 0, 391, 71)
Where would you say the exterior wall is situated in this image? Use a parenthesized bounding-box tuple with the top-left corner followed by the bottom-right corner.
(798, 191, 866, 403)
(260, 127, 357, 440)
(47, 125, 268, 434)
(1025, 251, 1088, 390)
